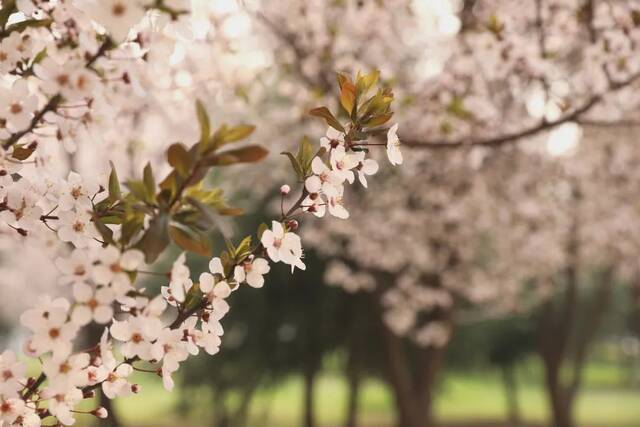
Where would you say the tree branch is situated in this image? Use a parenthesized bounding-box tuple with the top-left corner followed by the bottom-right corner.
(402, 71, 640, 150)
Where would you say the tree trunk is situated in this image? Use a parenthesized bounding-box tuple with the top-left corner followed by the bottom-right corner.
(303, 365, 317, 427)
(502, 365, 521, 427)
(380, 319, 442, 427)
(344, 369, 361, 427)
(544, 363, 574, 427)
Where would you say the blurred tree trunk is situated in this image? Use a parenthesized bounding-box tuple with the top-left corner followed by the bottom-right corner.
(382, 326, 444, 427)
(303, 362, 318, 427)
(378, 303, 448, 427)
(344, 296, 367, 427)
(537, 186, 613, 427)
(212, 391, 230, 427)
(344, 369, 361, 427)
(537, 262, 612, 427)
(501, 365, 521, 427)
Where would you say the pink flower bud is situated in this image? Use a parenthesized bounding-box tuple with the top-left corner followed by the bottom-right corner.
(280, 185, 291, 195)
(92, 407, 108, 419)
(131, 384, 141, 394)
(286, 220, 299, 231)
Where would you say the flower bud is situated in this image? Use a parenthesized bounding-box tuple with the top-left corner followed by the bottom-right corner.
(280, 184, 291, 195)
(286, 220, 299, 231)
(83, 389, 95, 399)
(131, 384, 142, 394)
(92, 407, 108, 419)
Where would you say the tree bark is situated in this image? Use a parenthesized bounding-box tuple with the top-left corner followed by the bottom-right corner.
(380, 317, 445, 427)
(303, 364, 317, 427)
(537, 268, 613, 427)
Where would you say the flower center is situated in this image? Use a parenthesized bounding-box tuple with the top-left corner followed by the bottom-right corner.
(76, 75, 88, 89)
(273, 238, 282, 249)
(57, 74, 70, 86)
(74, 265, 86, 276)
(2, 370, 13, 381)
(0, 51, 7, 62)
(110, 263, 123, 273)
(87, 298, 99, 310)
(10, 103, 22, 115)
(71, 186, 82, 199)
(0, 401, 12, 413)
(112, 3, 126, 16)
(73, 221, 84, 232)
(49, 327, 60, 339)
(59, 362, 71, 374)
(131, 333, 143, 343)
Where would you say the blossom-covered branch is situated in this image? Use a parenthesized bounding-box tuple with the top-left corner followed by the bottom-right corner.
(0, 1, 403, 423)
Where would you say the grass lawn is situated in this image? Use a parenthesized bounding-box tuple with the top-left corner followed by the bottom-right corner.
(113, 360, 640, 427)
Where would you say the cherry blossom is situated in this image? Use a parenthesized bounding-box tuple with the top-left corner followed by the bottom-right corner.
(0, 80, 37, 132)
(0, 351, 25, 398)
(92, 247, 144, 295)
(386, 123, 403, 166)
(55, 249, 93, 286)
(57, 172, 100, 211)
(70, 282, 114, 325)
(261, 221, 306, 271)
(20, 297, 78, 357)
(57, 210, 99, 248)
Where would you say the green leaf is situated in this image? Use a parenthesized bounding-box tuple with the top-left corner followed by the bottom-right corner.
(120, 210, 145, 246)
(356, 70, 380, 96)
(125, 180, 155, 205)
(183, 283, 203, 311)
(205, 145, 269, 166)
(92, 216, 115, 246)
(135, 214, 170, 263)
(31, 48, 47, 65)
(362, 112, 393, 127)
(234, 235, 252, 260)
(143, 163, 156, 203)
(296, 136, 314, 177)
(281, 151, 304, 180)
(220, 124, 255, 144)
(196, 100, 210, 148)
(170, 225, 212, 257)
(309, 107, 345, 132)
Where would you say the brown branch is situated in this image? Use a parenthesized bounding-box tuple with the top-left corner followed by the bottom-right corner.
(402, 96, 599, 150)
(403, 70, 640, 150)
(2, 95, 62, 149)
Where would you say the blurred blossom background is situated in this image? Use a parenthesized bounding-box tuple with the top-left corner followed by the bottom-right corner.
(2, 0, 640, 426)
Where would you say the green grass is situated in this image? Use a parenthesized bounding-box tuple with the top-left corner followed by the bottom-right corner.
(112, 362, 640, 427)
